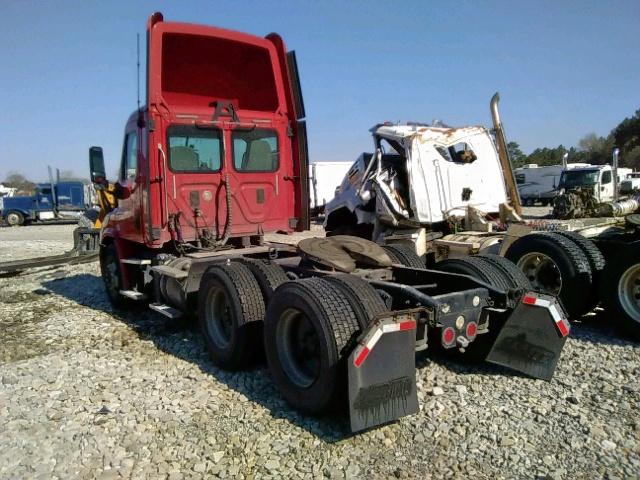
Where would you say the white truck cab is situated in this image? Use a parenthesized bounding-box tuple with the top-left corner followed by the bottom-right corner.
(558, 164, 632, 202)
(325, 123, 509, 244)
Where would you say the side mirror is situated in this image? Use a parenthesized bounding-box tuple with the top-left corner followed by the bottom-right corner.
(89, 146, 107, 184)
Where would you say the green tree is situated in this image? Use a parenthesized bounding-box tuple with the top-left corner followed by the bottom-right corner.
(507, 141, 527, 167)
(3, 172, 35, 194)
(612, 109, 640, 167)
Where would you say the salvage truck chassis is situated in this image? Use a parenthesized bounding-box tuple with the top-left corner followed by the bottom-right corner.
(104, 235, 570, 432)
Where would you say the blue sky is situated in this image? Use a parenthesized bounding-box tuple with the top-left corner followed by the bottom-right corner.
(0, 0, 638, 181)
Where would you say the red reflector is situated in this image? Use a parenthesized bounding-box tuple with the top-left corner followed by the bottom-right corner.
(354, 347, 370, 367)
(466, 322, 477, 339)
(442, 327, 455, 346)
(523, 295, 537, 305)
(556, 319, 569, 337)
(399, 320, 416, 331)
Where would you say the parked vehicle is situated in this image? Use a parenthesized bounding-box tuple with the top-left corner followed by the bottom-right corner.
(309, 161, 353, 215)
(0, 175, 93, 226)
(557, 164, 632, 204)
(324, 95, 640, 338)
(80, 13, 569, 432)
(515, 163, 590, 206)
(619, 172, 640, 194)
(0, 184, 16, 198)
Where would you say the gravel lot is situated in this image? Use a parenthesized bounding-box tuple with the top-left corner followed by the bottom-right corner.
(1, 220, 639, 479)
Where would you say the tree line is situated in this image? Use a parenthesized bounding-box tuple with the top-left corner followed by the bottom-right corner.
(508, 108, 640, 170)
(2, 171, 87, 195)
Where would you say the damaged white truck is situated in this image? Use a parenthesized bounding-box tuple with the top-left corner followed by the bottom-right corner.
(325, 94, 640, 338)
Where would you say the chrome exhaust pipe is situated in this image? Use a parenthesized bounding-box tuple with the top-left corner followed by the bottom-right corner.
(612, 148, 620, 202)
(490, 93, 522, 215)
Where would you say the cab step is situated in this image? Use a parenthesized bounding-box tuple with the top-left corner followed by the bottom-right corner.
(151, 265, 188, 279)
(149, 303, 183, 319)
(119, 290, 147, 301)
(121, 258, 151, 265)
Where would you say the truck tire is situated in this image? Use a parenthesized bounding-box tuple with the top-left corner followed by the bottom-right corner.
(233, 258, 288, 304)
(600, 249, 640, 339)
(475, 254, 532, 289)
(198, 262, 265, 370)
(505, 232, 593, 318)
(382, 244, 424, 269)
(435, 256, 512, 291)
(5, 211, 24, 227)
(100, 243, 127, 308)
(264, 278, 361, 413)
(325, 274, 388, 329)
(554, 231, 606, 274)
(433, 256, 511, 360)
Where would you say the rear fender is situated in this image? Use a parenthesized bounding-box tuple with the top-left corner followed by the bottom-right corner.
(486, 291, 570, 381)
(347, 311, 419, 432)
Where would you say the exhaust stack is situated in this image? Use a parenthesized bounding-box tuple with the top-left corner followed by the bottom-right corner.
(490, 93, 523, 215)
(612, 148, 620, 202)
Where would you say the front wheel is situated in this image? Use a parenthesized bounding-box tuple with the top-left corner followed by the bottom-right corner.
(5, 211, 24, 226)
(100, 244, 127, 308)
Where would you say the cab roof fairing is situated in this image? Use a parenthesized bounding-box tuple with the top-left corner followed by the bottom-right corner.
(371, 124, 491, 145)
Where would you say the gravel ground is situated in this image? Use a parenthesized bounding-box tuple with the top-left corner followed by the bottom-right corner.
(1, 220, 639, 479)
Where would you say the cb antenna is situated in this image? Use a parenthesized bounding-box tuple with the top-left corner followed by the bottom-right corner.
(136, 33, 141, 111)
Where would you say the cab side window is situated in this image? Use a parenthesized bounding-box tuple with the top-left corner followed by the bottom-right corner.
(121, 132, 138, 180)
(601, 171, 612, 184)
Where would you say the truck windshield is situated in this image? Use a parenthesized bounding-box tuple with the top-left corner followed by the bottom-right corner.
(167, 125, 222, 172)
(559, 170, 599, 189)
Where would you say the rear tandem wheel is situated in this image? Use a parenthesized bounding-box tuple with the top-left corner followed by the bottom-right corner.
(264, 277, 364, 413)
(197, 262, 265, 370)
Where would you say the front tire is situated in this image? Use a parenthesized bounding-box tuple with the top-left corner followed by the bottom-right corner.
(100, 244, 127, 308)
(5, 211, 24, 227)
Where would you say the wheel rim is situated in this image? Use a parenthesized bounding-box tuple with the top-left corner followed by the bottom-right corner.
(205, 288, 233, 349)
(7, 213, 20, 225)
(276, 308, 321, 389)
(517, 252, 562, 295)
(618, 264, 640, 323)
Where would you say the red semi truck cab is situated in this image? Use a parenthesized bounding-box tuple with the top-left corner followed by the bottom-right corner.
(101, 12, 309, 251)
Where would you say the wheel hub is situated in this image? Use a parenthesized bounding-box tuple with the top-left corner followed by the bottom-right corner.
(618, 264, 640, 323)
(276, 308, 321, 388)
(205, 289, 233, 348)
(517, 252, 562, 295)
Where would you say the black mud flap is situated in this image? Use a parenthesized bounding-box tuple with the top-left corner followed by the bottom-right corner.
(486, 292, 570, 381)
(347, 313, 419, 432)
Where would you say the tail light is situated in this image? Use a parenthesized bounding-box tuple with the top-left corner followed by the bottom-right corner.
(466, 321, 478, 340)
(442, 327, 456, 346)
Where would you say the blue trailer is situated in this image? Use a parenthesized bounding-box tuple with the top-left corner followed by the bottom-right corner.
(0, 180, 93, 226)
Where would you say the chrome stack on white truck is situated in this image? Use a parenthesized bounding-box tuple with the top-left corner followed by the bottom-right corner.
(324, 94, 640, 338)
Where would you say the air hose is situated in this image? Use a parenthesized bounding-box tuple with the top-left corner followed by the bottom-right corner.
(214, 173, 232, 247)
